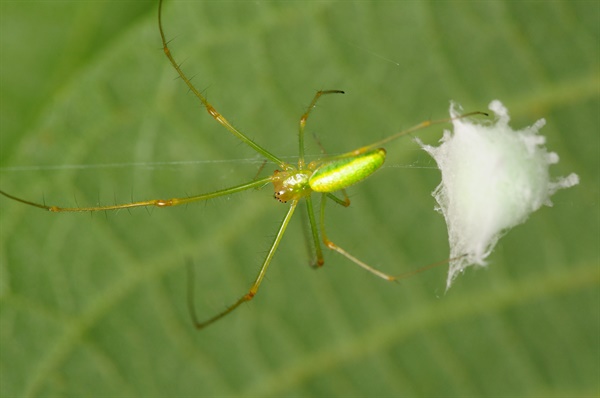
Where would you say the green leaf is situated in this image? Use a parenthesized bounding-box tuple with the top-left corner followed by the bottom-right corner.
(1, 1, 597, 396)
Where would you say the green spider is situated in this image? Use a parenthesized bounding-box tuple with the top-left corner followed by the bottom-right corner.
(0, 0, 484, 329)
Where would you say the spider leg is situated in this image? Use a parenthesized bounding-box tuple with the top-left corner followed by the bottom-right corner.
(319, 193, 396, 281)
(318, 193, 455, 281)
(0, 177, 271, 212)
(158, 0, 284, 167)
(304, 194, 324, 267)
(188, 200, 298, 329)
(298, 90, 344, 168)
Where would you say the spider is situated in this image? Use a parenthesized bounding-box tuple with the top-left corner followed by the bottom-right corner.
(0, 0, 485, 329)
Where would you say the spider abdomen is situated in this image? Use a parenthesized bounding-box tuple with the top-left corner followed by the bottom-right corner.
(309, 148, 386, 193)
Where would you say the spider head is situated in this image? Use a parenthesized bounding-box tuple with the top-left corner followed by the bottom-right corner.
(271, 169, 312, 203)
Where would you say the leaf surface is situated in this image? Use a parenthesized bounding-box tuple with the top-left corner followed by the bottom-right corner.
(1, 1, 598, 396)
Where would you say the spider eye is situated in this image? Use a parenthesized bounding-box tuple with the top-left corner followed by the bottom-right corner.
(274, 191, 287, 203)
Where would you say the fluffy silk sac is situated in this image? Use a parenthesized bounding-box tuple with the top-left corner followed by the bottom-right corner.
(419, 100, 579, 288)
(309, 148, 386, 192)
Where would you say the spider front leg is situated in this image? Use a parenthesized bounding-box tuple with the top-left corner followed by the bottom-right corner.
(158, 0, 284, 167)
(187, 200, 298, 329)
(0, 178, 272, 213)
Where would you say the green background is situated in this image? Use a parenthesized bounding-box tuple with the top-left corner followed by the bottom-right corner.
(1, 1, 597, 396)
